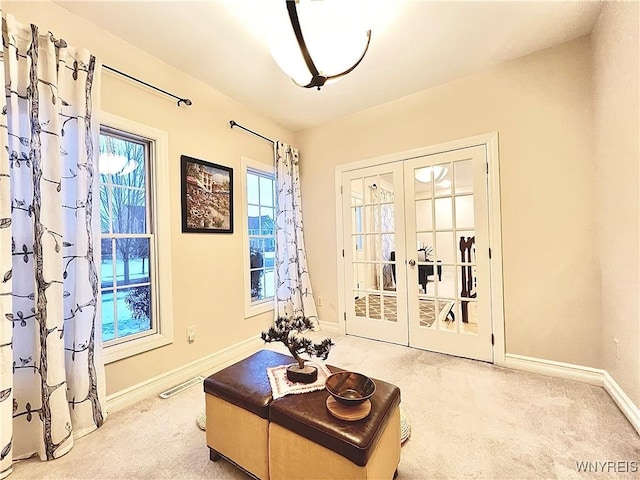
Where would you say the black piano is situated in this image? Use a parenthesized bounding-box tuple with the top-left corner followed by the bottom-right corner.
(390, 250, 442, 293)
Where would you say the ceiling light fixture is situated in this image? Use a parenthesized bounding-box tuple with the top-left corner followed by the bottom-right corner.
(99, 135, 136, 176)
(415, 166, 448, 183)
(269, 0, 372, 90)
(99, 152, 128, 175)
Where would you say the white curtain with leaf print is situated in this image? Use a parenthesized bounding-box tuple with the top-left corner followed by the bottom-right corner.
(0, 14, 106, 479)
(274, 142, 319, 328)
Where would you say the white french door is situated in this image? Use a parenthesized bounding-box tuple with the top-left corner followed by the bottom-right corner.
(342, 145, 493, 362)
(403, 146, 492, 361)
(342, 162, 408, 345)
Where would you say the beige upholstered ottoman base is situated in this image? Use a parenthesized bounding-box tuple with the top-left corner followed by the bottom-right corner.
(268, 405, 401, 480)
(205, 393, 269, 480)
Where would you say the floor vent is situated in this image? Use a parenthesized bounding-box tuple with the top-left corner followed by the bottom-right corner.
(159, 376, 204, 399)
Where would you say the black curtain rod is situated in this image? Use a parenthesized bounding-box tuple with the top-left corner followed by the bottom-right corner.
(103, 64, 193, 107)
(229, 120, 275, 145)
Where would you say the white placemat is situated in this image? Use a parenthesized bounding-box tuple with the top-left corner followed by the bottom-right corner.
(267, 362, 332, 400)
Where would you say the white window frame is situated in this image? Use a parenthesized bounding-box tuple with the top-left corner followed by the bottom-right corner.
(241, 157, 276, 318)
(100, 112, 174, 364)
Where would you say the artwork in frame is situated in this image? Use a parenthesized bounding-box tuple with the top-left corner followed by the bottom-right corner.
(181, 155, 233, 233)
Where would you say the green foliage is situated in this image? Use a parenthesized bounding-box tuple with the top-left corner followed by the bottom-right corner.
(250, 247, 263, 299)
(124, 286, 150, 321)
(261, 316, 334, 369)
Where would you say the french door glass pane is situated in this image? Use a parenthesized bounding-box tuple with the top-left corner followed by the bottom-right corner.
(383, 294, 398, 322)
(365, 205, 378, 232)
(416, 232, 434, 253)
(460, 301, 479, 334)
(381, 234, 395, 262)
(454, 160, 474, 194)
(354, 291, 367, 318)
(455, 195, 475, 229)
(364, 176, 377, 203)
(434, 163, 452, 196)
(352, 206, 363, 233)
(438, 299, 457, 332)
(353, 235, 364, 255)
(434, 197, 453, 230)
(435, 231, 455, 264)
(415, 199, 433, 231)
(350, 179, 363, 204)
(459, 265, 478, 300)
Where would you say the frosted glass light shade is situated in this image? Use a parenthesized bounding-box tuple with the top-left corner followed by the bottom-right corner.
(415, 166, 448, 183)
(269, 0, 371, 87)
(99, 152, 128, 175)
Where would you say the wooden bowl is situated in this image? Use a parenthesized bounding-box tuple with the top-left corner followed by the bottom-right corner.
(325, 371, 376, 406)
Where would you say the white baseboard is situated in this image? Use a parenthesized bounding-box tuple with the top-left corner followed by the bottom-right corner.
(318, 320, 343, 335)
(603, 371, 640, 435)
(105, 335, 263, 414)
(505, 353, 640, 435)
(505, 353, 603, 386)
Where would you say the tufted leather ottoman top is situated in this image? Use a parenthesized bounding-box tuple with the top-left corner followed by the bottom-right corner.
(269, 371, 401, 467)
(203, 349, 293, 419)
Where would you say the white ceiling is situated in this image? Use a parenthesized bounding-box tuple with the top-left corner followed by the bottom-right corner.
(54, 0, 603, 132)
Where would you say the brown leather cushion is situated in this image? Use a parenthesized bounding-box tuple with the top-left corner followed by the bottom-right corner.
(269, 371, 401, 466)
(203, 350, 293, 419)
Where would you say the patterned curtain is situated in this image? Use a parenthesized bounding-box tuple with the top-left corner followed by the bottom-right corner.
(274, 142, 318, 328)
(373, 186, 395, 290)
(0, 14, 106, 479)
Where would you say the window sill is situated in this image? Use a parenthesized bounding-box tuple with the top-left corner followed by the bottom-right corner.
(103, 332, 173, 364)
(245, 299, 275, 319)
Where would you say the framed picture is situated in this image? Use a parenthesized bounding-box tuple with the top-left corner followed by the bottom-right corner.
(181, 155, 233, 233)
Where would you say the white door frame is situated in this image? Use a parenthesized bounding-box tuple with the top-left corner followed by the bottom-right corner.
(334, 132, 506, 366)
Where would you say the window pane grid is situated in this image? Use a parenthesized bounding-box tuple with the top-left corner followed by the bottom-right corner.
(100, 128, 156, 345)
(247, 169, 275, 304)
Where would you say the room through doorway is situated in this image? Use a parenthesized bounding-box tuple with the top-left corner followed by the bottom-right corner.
(339, 140, 502, 362)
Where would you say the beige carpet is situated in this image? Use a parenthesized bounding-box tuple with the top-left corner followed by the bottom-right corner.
(9, 334, 640, 479)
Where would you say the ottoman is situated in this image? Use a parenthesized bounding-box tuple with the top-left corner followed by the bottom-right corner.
(203, 349, 293, 479)
(268, 375, 401, 480)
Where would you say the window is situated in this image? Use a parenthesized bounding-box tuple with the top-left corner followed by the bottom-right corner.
(99, 113, 173, 363)
(243, 158, 276, 317)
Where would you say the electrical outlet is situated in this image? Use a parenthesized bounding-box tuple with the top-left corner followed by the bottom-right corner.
(317, 296, 323, 306)
(614, 338, 620, 360)
(187, 326, 196, 343)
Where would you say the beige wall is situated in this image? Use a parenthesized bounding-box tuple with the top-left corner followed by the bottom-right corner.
(297, 37, 602, 368)
(6, 1, 629, 396)
(593, 2, 640, 406)
(4, 1, 294, 395)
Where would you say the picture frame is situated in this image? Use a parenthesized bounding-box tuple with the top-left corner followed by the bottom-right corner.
(180, 155, 233, 233)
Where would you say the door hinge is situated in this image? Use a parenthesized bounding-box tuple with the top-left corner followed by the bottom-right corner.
(344, 312, 346, 321)
(491, 334, 495, 345)
(342, 249, 345, 257)
(489, 248, 492, 259)
(486, 163, 489, 174)
(340, 185, 343, 194)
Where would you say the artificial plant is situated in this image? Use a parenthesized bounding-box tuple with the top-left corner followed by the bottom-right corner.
(261, 316, 334, 369)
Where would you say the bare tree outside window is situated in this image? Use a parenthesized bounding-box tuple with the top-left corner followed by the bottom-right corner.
(99, 131, 153, 342)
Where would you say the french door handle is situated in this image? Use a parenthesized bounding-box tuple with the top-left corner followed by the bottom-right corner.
(408, 259, 416, 267)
